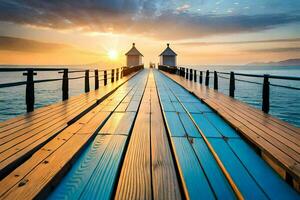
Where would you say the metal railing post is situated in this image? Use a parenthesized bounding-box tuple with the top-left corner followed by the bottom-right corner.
(194, 70, 197, 82)
(199, 71, 203, 84)
(95, 69, 99, 90)
(214, 71, 218, 90)
(85, 70, 90, 93)
(104, 70, 107, 85)
(62, 69, 69, 100)
(116, 68, 119, 81)
(24, 69, 36, 112)
(229, 72, 235, 98)
(205, 70, 209, 86)
(186, 68, 189, 79)
(262, 74, 270, 113)
(111, 69, 115, 83)
(190, 69, 193, 80)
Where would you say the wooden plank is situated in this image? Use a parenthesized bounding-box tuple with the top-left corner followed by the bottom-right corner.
(100, 112, 136, 135)
(192, 114, 222, 138)
(0, 98, 93, 147)
(0, 111, 111, 200)
(0, 71, 137, 131)
(227, 138, 299, 199)
(115, 89, 152, 200)
(76, 135, 127, 200)
(161, 100, 176, 112)
(49, 135, 127, 200)
(47, 134, 112, 200)
(193, 102, 214, 113)
(178, 113, 201, 138)
(162, 71, 300, 182)
(163, 71, 300, 139)
(149, 73, 182, 200)
(192, 138, 235, 199)
(0, 100, 104, 175)
(0, 69, 144, 187)
(0, 109, 99, 195)
(210, 96, 300, 149)
(164, 112, 186, 137)
(171, 137, 215, 200)
(0, 100, 97, 164)
(203, 112, 239, 138)
(209, 138, 268, 199)
(0, 96, 89, 139)
(206, 98, 300, 162)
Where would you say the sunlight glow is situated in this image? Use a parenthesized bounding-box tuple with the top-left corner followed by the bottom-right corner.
(108, 50, 118, 60)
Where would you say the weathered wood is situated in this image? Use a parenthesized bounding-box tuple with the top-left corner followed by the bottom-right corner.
(228, 139, 299, 199)
(0, 108, 100, 195)
(0, 111, 111, 200)
(192, 138, 235, 199)
(171, 137, 215, 199)
(149, 73, 181, 200)
(209, 138, 268, 199)
(115, 77, 151, 200)
(161, 71, 300, 185)
(0, 71, 140, 178)
(0, 70, 145, 199)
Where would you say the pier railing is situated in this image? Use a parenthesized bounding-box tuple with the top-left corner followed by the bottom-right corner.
(161, 66, 300, 114)
(0, 66, 137, 112)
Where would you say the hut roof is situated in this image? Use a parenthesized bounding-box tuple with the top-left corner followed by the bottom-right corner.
(125, 43, 143, 56)
(159, 43, 177, 56)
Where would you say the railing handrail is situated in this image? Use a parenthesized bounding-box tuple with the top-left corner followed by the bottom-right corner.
(182, 69, 300, 81)
(0, 66, 132, 112)
(160, 65, 300, 115)
(0, 68, 122, 88)
(0, 68, 67, 72)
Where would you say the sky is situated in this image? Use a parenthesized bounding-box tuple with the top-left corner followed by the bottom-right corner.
(0, 0, 299, 66)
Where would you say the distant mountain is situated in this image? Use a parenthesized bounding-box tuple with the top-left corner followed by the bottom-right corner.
(246, 58, 300, 66)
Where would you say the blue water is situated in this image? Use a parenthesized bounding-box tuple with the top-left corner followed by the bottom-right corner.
(0, 66, 299, 127)
(181, 65, 300, 128)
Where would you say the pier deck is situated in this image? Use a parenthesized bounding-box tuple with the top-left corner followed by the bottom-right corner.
(0, 69, 299, 199)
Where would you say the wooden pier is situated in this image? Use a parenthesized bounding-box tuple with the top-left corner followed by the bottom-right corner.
(0, 67, 299, 199)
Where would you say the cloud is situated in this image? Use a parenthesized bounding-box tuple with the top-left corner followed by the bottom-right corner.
(176, 38, 300, 46)
(176, 4, 190, 13)
(0, 36, 99, 57)
(0, 1, 299, 40)
(0, 36, 70, 52)
(247, 47, 300, 53)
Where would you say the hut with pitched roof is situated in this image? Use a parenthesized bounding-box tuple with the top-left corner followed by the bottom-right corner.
(125, 43, 143, 67)
(159, 43, 177, 66)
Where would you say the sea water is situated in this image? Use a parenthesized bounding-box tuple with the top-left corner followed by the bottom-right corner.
(0, 66, 299, 127)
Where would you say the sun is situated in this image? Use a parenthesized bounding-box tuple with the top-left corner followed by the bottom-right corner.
(107, 50, 118, 60)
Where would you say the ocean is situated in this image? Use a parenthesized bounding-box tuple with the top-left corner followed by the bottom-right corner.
(0, 66, 299, 128)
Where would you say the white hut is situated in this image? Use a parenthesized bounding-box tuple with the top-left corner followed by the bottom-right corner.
(159, 43, 177, 66)
(125, 43, 143, 67)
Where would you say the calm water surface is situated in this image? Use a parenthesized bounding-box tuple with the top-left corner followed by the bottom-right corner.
(186, 65, 300, 127)
(0, 66, 299, 127)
